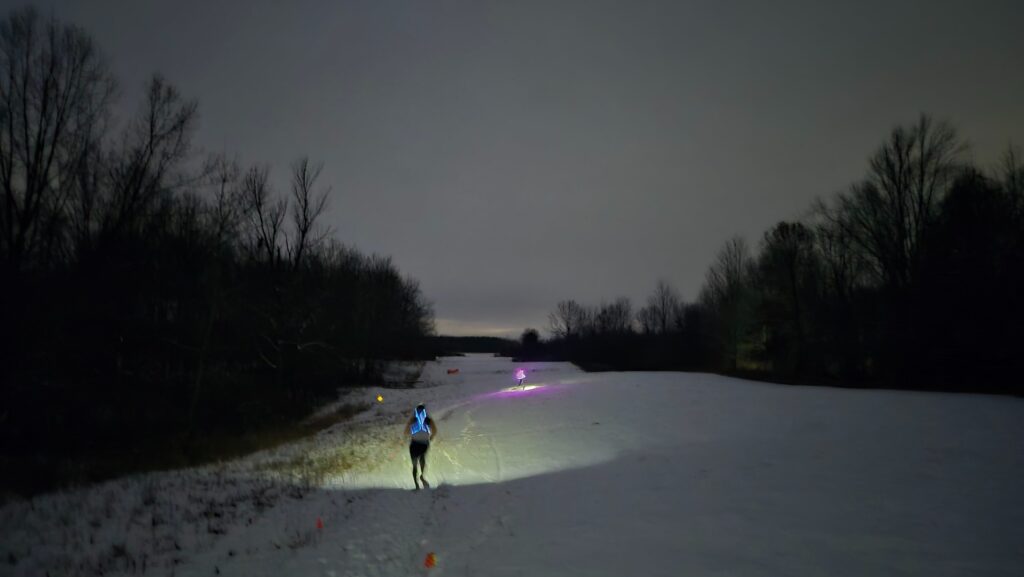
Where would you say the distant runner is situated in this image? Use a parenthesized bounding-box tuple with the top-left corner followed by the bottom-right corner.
(407, 404, 437, 490)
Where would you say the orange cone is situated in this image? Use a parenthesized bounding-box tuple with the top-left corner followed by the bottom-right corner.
(424, 552, 437, 568)
(316, 517, 324, 530)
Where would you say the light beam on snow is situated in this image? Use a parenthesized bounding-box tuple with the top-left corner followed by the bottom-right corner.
(500, 384, 543, 393)
(279, 357, 621, 491)
(320, 373, 619, 490)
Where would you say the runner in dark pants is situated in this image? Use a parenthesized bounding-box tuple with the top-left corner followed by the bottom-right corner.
(407, 404, 437, 490)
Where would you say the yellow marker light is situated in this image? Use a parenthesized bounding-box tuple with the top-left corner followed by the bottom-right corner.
(377, 394, 383, 402)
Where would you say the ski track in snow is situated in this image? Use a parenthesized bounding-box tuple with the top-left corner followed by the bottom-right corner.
(3, 355, 1024, 576)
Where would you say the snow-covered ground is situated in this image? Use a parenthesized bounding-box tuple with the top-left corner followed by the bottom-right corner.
(3, 354, 1023, 576)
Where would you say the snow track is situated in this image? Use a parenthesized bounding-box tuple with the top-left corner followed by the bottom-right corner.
(3, 354, 1023, 576)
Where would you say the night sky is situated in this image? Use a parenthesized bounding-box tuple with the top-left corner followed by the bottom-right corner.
(30, 0, 1024, 336)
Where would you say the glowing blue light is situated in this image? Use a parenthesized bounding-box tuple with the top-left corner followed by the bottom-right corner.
(411, 407, 431, 435)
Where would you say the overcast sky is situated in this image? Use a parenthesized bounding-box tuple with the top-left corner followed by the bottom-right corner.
(28, 0, 1024, 337)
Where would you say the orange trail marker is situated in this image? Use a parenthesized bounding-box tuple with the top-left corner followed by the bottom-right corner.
(424, 552, 437, 568)
(316, 517, 324, 530)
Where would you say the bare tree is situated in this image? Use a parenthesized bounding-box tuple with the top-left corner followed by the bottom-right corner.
(648, 279, 681, 334)
(701, 236, 751, 309)
(824, 114, 965, 289)
(287, 156, 330, 269)
(699, 236, 754, 370)
(758, 222, 817, 337)
(596, 297, 633, 335)
(240, 163, 286, 265)
(998, 144, 1023, 214)
(636, 305, 657, 335)
(811, 209, 867, 303)
(67, 135, 108, 254)
(756, 222, 821, 373)
(103, 75, 198, 237)
(0, 7, 115, 269)
(399, 276, 435, 339)
(202, 153, 242, 246)
(547, 299, 587, 339)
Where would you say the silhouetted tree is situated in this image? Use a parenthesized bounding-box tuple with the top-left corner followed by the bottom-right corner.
(596, 298, 633, 335)
(755, 222, 820, 376)
(102, 75, 198, 239)
(823, 115, 964, 290)
(699, 236, 755, 370)
(240, 164, 286, 266)
(638, 280, 681, 335)
(522, 328, 540, 346)
(548, 299, 587, 339)
(0, 7, 116, 271)
(287, 156, 330, 270)
(203, 153, 243, 247)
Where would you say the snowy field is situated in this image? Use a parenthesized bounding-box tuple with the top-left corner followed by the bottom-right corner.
(3, 354, 1023, 576)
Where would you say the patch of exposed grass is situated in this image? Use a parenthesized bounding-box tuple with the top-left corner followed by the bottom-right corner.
(182, 401, 372, 465)
(1, 401, 372, 501)
(260, 418, 393, 485)
(381, 360, 427, 389)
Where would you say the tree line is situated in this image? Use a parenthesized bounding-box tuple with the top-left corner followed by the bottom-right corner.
(527, 115, 1024, 395)
(0, 7, 433, 493)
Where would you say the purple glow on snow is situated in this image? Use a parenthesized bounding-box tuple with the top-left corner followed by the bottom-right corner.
(490, 384, 550, 398)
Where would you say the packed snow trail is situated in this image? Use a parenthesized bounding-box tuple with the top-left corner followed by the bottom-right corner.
(3, 354, 1024, 576)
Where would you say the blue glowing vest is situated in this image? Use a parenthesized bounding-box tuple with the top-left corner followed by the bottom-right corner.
(410, 409, 431, 442)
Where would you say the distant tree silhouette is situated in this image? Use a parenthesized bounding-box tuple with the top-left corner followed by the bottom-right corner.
(914, 167, 1024, 386)
(287, 156, 330, 270)
(637, 280, 681, 335)
(522, 328, 540, 344)
(539, 115, 1022, 396)
(597, 298, 633, 335)
(548, 299, 587, 339)
(520, 328, 541, 357)
(699, 236, 755, 371)
(755, 222, 820, 376)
